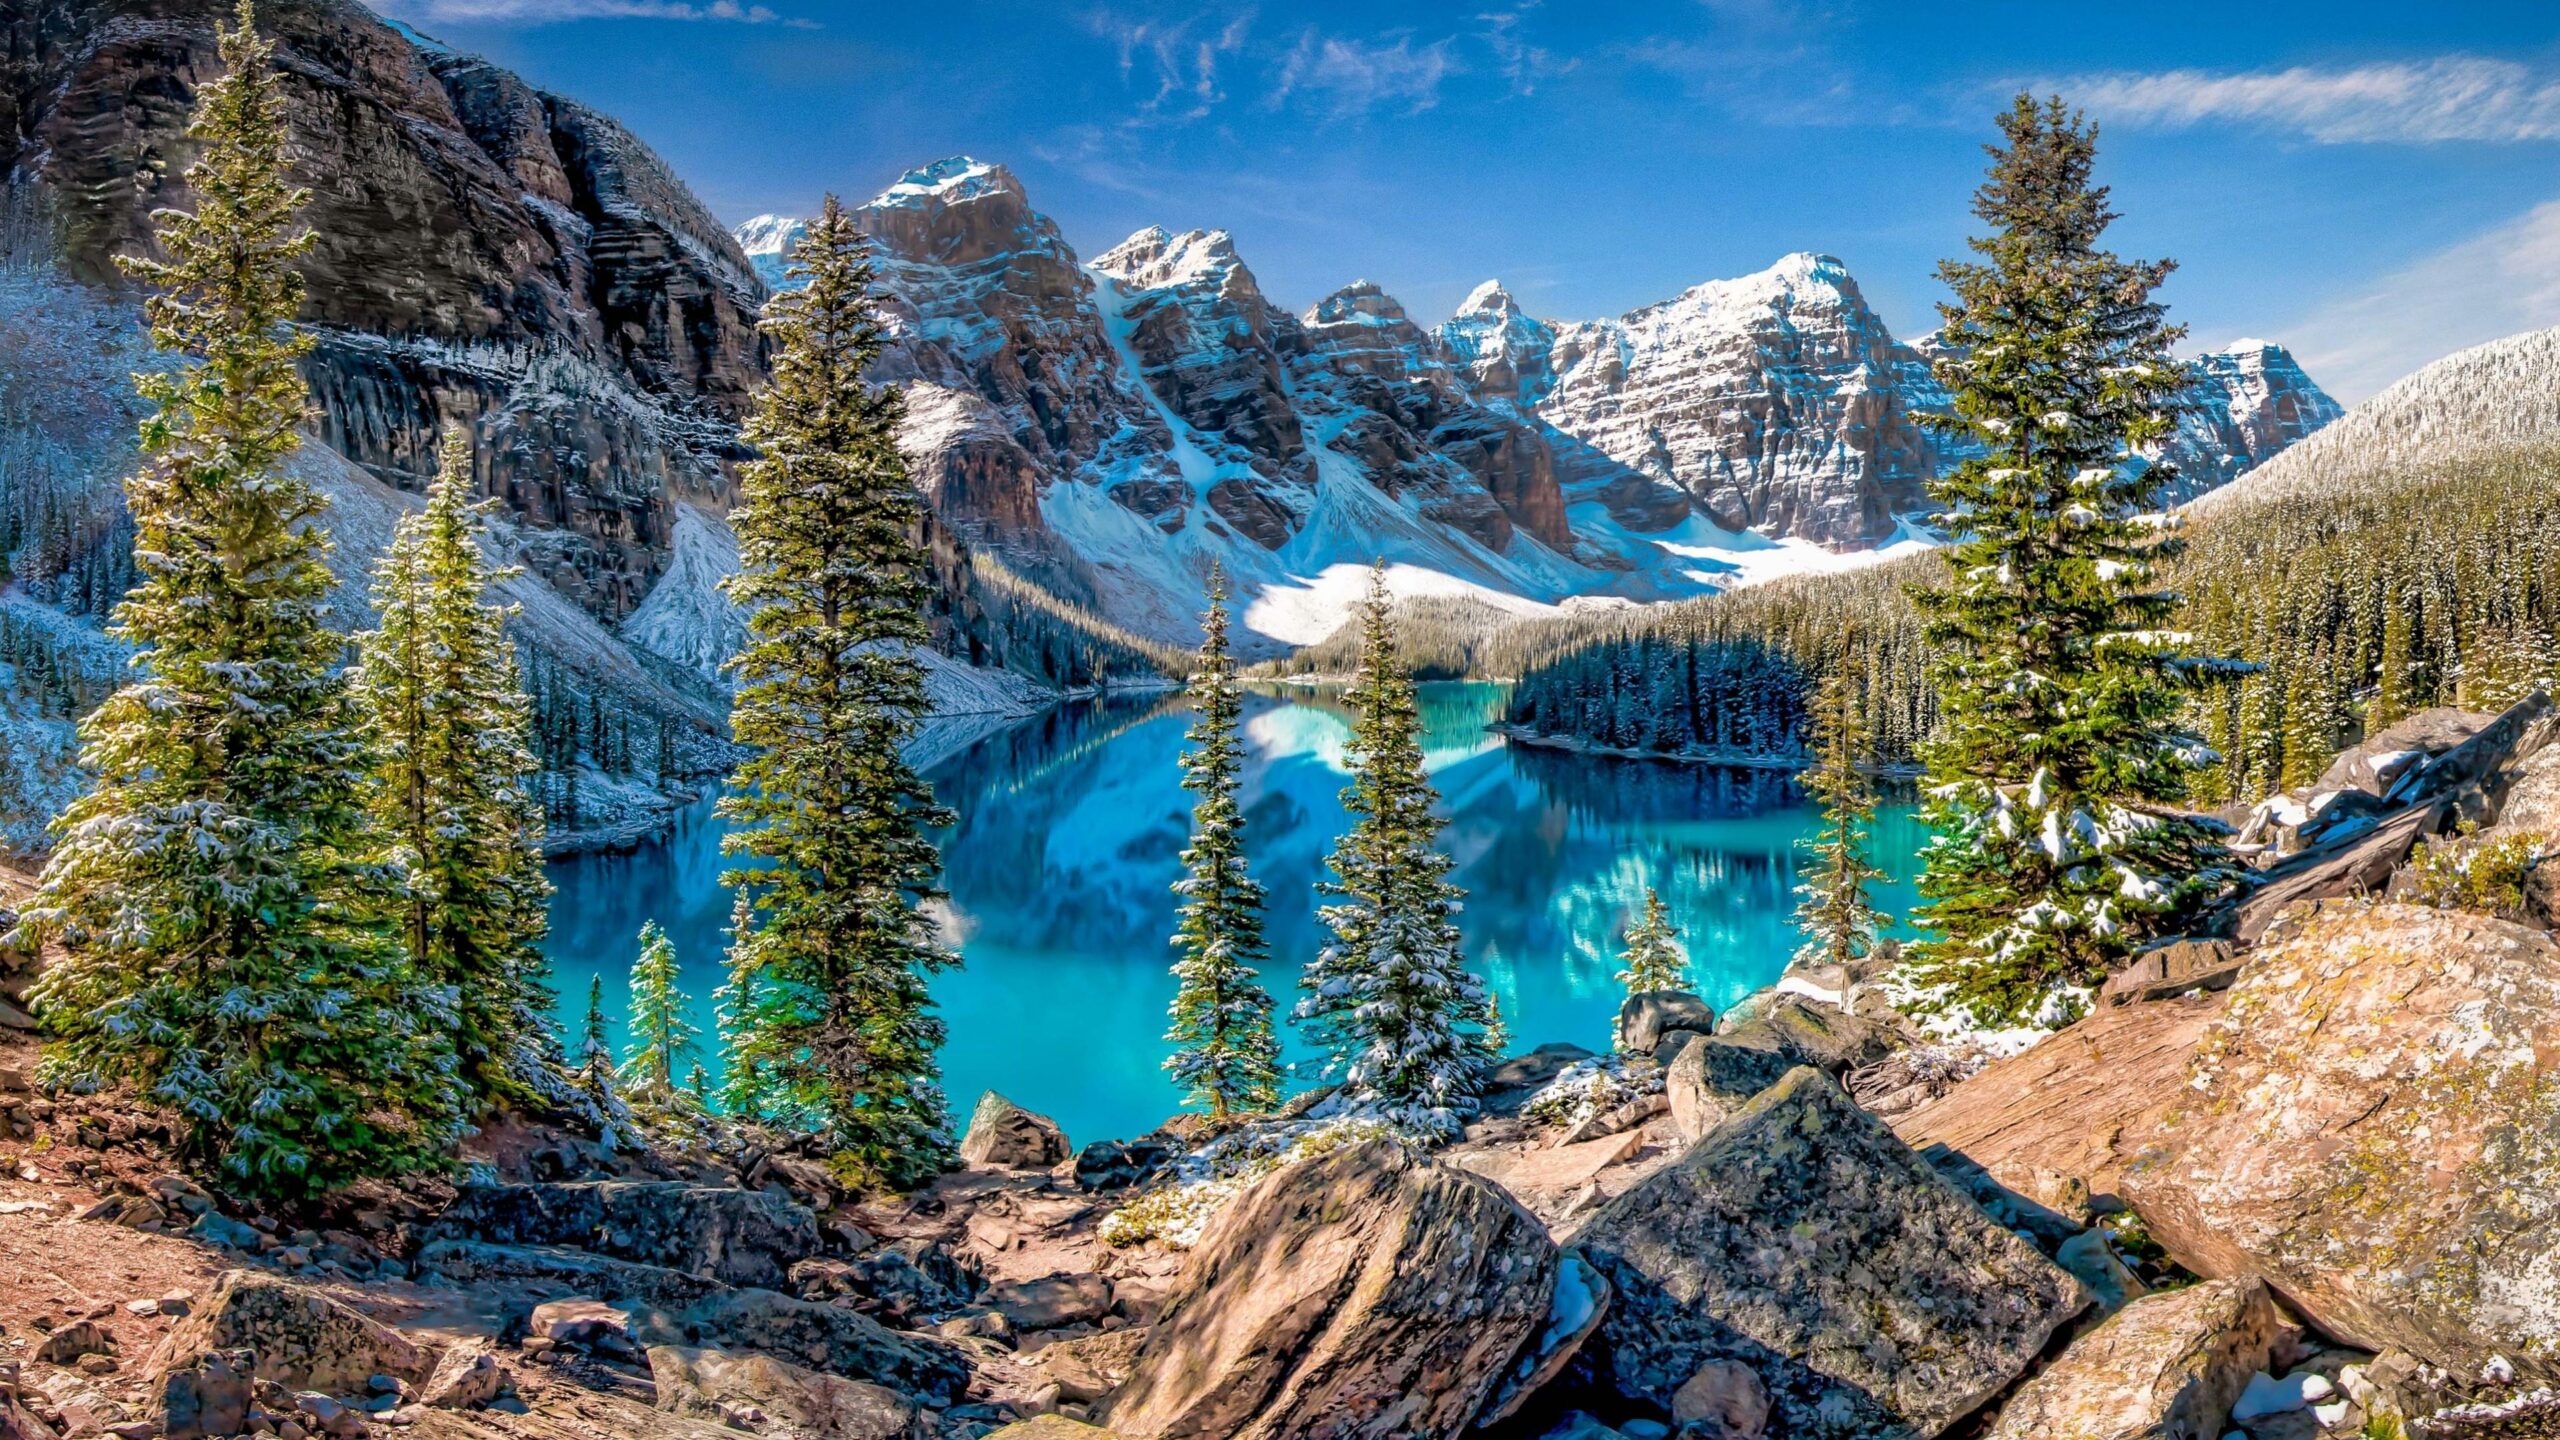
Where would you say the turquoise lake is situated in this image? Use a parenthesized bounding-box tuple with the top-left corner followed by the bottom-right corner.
(542, 681, 1926, 1149)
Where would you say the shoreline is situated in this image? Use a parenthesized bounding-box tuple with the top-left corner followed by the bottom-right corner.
(1491, 722, 1926, 779)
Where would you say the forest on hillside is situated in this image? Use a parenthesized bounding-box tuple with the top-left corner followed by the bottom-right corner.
(1497, 442, 2560, 807)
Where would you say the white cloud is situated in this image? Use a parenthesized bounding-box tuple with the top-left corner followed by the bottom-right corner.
(2281, 199, 2560, 403)
(398, 0, 796, 24)
(1091, 10, 1253, 126)
(1477, 4, 1568, 98)
(2063, 58, 2560, 144)
(1270, 30, 1457, 118)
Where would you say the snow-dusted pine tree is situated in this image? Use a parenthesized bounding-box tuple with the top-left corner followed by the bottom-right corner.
(1615, 889, 1688, 995)
(576, 974, 628, 1148)
(1298, 569, 1496, 1137)
(1900, 95, 2244, 1031)
(713, 890, 776, 1121)
(1164, 567, 1282, 1118)
(18, 2, 461, 1195)
(618, 920, 700, 1100)
(1794, 662, 1885, 970)
(351, 427, 564, 1111)
(719, 196, 956, 1190)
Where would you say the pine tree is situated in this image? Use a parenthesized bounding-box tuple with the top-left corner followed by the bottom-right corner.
(618, 920, 700, 1100)
(17, 2, 461, 1195)
(1298, 569, 1495, 1138)
(1615, 888, 1688, 996)
(1900, 96, 2244, 1030)
(576, 973, 626, 1147)
(718, 196, 956, 1190)
(1794, 662, 1885, 970)
(351, 428, 564, 1110)
(1163, 567, 1282, 1118)
(713, 890, 775, 1121)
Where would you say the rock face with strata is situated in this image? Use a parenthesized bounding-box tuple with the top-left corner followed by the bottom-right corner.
(3, 0, 762, 619)
(430, 1181, 819, 1290)
(1575, 1067, 2086, 1438)
(1983, 1278, 2296, 1440)
(1102, 1139, 1559, 1440)
(2121, 903, 2560, 1386)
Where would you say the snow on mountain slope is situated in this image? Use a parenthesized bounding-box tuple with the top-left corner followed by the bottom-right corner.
(751, 158, 2341, 654)
(2195, 325, 2560, 512)
(621, 503, 748, 680)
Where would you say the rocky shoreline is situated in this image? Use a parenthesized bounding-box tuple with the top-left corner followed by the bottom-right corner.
(6, 695, 2560, 1440)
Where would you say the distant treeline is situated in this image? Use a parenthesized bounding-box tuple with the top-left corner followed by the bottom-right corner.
(1483, 440, 2560, 803)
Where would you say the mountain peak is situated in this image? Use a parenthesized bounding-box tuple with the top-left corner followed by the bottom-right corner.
(1092, 226, 1245, 290)
(867, 156, 1020, 210)
(1457, 279, 1520, 318)
(1307, 280, 1413, 328)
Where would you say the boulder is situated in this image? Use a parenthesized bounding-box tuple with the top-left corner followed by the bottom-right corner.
(1101, 1139, 1560, 1440)
(959, 1092, 1069, 1170)
(985, 1422, 1134, 1440)
(1984, 1278, 2296, 1440)
(2120, 903, 2560, 1386)
(648, 1346, 923, 1440)
(1485, 1043, 1600, 1096)
(1476, 1251, 1611, 1428)
(158, 1347, 250, 1440)
(1718, 996, 1900, 1073)
(2313, 707, 2488, 798)
(2231, 801, 2449, 942)
(846, 1239, 982, 1320)
(1615, 992, 1716, 1055)
(417, 1339, 511, 1410)
(1893, 993, 2224, 1206)
(529, 1299, 634, 1351)
(1074, 1138, 1175, 1192)
(1031, 1329, 1146, 1406)
(148, 1271, 426, 1397)
(1664, 1036, 1799, 1143)
(982, 1274, 1112, 1333)
(34, 1324, 111, 1366)
(1575, 1068, 2087, 1438)
(431, 1181, 819, 1289)
(647, 1289, 971, 1407)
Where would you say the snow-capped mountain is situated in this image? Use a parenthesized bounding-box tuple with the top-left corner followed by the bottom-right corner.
(2197, 325, 2560, 513)
(747, 163, 2341, 651)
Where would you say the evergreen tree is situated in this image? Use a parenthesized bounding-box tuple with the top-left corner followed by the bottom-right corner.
(718, 197, 956, 1190)
(351, 428, 563, 1110)
(576, 974, 627, 1147)
(713, 890, 776, 1121)
(1900, 95, 2243, 1029)
(1298, 569, 1495, 1138)
(1794, 662, 1885, 970)
(1163, 567, 1282, 1118)
(17, 2, 460, 1195)
(618, 920, 700, 1099)
(1615, 888, 1688, 995)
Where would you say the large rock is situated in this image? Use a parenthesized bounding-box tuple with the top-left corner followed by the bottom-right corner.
(1984, 1278, 2295, 1440)
(2121, 903, 2560, 1386)
(432, 1182, 819, 1289)
(1664, 1036, 1799, 1143)
(147, 1271, 426, 1398)
(1101, 1139, 1560, 1440)
(645, 1289, 971, 1407)
(1718, 995, 1900, 1073)
(1576, 1068, 2087, 1438)
(1893, 993, 2225, 1206)
(1615, 992, 1716, 1055)
(647, 1346, 923, 1440)
(959, 1092, 1068, 1169)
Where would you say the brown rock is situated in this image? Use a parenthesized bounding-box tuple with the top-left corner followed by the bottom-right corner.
(527, 1299, 632, 1351)
(1672, 1358, 1771, 1438)
(1577, 1068, 2086, 1438)
(1102, 1139, 1560, 1440)
(1893, 992, 2224, 1205)
(646, 1346, 922, 1440)
(1664, 1036, 1799, 1143)
(981, 1274, 1111, 1333)
(417, 1340, 510, 1410)
(1031, 1328, 1145, 1406)
(2099, 937, 2243, 1006)
(984, 1421, 1133, 1440)
(149, 1270, 425, 1396)
(2121, 903, 2560, 1386)
(959, 1092, 1069, 1170)
(34, 1323, 111, 1365)
(1984, 1278, 2295, 1440)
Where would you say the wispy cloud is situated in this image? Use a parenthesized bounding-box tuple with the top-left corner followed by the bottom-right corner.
(2061, 58, 2560, 144)
(1270, 30, 1458, 118)
(2280, 199, 2560, 402)
(1477, 4, 1570, 98)
(397, 0, 803, 24)
(1089, 9, 1253, 126)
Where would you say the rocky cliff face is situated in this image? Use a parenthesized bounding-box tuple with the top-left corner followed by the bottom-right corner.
(3, 0, 765, 619)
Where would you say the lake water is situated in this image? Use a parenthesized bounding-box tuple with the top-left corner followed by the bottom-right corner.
(542, 682, 1926, 1149)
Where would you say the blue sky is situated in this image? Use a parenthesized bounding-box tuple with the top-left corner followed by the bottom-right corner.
(378, 0, 2560, 401)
